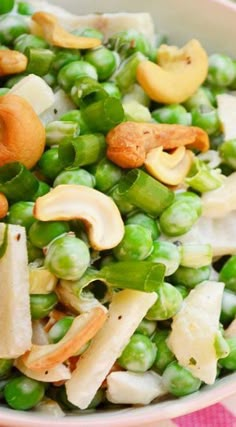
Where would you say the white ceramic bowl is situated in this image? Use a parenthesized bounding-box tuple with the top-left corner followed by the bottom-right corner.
(2, 0, 236, 425)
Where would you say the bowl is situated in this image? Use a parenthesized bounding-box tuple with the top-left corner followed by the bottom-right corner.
(2, 0, 236, 425)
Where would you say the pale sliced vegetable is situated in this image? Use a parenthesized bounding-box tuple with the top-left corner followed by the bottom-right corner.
(0, 224, 32, 358)
(40, 89, 75, 125)
(168, 281, 224, 384)
(35, 399, 65, 417)
(15, 358, 71, 382)
(197, 150, 221, 169)
(29, 266, 58, 294)
(29, 1, 155, 42)
(202, 173, 236, 218)
(32, 320, 49, 345)
(106, 370, 167, 405)
(9, 74, 55, 115)
(225, 319, 236, 338)
(34, 185, 124, 250)
(123, 101, 152, 123)
(23, 307, 107, 370)
(65, 289, 157, 409)
(162, 211, 236, 257)
(145, 146, 193, 186)
(217, 93, 236, 140)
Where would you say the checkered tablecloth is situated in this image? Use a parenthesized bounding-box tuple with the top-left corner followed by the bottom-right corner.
(158, 395, 236, 427)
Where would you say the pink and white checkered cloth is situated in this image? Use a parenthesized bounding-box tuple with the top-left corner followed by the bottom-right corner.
(158, 395, 236, 427)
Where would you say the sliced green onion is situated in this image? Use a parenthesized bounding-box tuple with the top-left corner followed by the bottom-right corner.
(81, 97, 125, 133)
(58, 134, 106, 168)
(117, 169, 174, 217)
(0, 88, 9, 96)
(179, 243, 213, 268)
(185, 159, 224, 192)
(26, 48, 55, 76)
(115, 52, 146, 92)
(70, 76, 107, 108)
(214, 331, 230, 359)
(123, 100, 152, 122)
(0, 162, 39, 202)
(46, 121, 80, 146)
(99, 261, 165, 292)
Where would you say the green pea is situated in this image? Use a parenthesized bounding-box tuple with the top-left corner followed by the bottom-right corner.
(100, 82, 121, 99)
(170, 265, 211, 288)
(0, 359, 13, 379)
(72, 27, 104, 41)
(108, 29, 151, 58)
(14, 34, 48, 53)
(92, 158, 122, 192)
(152, 104, 191, 126)
(219, 337, 236, 370)
(191, 105, 220, 135)
(184, 87, 213, 110)
(146, 241, 181, 276)
(52, 48, 81, 72)
(146, 281, 183, 321)
(113, 224, 153, 261)
(45, 235, 90, 280)
(84, 46, 117, 81)
(4, 376, 44, 410)
(207, 54, 235, 87)
(109, 184, 135, 215)
(60, 110, 90, 135)
(219, 256, 236, 292)
(30, 293, 58, 320)
(152, 330, 175, 373)
(32, 181, 50, 201)
(53, 168, 95, 188)
(160, 201, 199, 237)
(58, 60, 98, 92)
(0, 14, 29, 45)
(162, 361, 201, 397)
(17, 1, 34, 15)
(29, 220, 70, 249)
(126, 212, 160, 241)
(219, 139, 236, 170)
(27, 240, 43, 263)
(219, 255, 236, 292)
(48, 316, 74, 344)
(220, 289, 236, 325)
(136, 318, 157, 337)
(7, 201, 35, 231)
(38, 147, 64, 181)
(118, 333, 157, 372)
(0, 0, 15, 14)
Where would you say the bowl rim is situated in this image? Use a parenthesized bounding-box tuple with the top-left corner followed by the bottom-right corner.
(0, 373, 235, 426)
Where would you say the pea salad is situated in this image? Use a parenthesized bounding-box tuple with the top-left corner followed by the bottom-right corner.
(0, 0, 235, 415)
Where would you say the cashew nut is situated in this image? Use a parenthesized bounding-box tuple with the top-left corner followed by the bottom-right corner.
(0, 193, 8, 219)
(34, 185, 125, 250)
(106, 121, 209, 169)
(137, 39, 208, 104)
(0, 49, 27, 77)
(22, 307, 107, 370)
(32, 12, 102, 49)
(0, 94, 46, 169)
(145, 146, 194, 186)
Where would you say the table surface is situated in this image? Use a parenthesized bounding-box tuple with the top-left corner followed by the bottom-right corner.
(158, 394, 236, 427)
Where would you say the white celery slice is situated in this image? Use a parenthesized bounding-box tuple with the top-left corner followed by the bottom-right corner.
(202, 173, 236, 218)
(217, 93, 236, 140)
(0, 224, 32, 358)
(106, 370, 166, 405)
(9, 74, 55, 115)
(168, 281, 224, 384)
(65, 289, 157, 409)
(40, 89, 75, 125)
